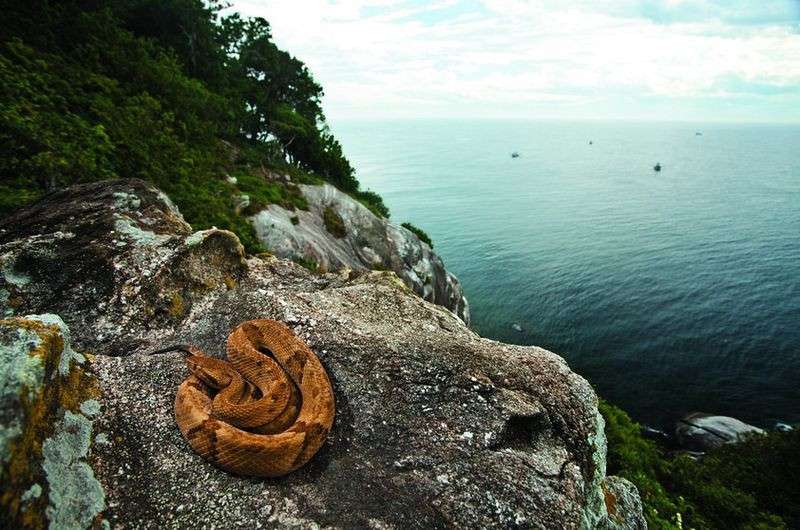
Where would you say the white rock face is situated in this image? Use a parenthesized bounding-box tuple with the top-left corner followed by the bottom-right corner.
(251, 183, 470, 323)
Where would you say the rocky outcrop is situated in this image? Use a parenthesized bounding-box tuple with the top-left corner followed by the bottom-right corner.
(676, 412, 765, 452)
(0, 315, 105, 529)
(0, 179, 644, 529)
(251, 182, 470, 324)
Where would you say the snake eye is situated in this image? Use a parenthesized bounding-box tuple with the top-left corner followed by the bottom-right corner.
(186, 357, 218, 387)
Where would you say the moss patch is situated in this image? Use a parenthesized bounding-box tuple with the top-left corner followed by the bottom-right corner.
(292, 256, 320, 273)
(168, 292, 185, 319)
(323, 206, 347, 239)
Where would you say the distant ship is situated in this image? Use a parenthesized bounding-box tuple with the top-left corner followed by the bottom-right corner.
(654, 162, 662, 172)
(511, 152, 520, 158)
(695, 132, 703, 136)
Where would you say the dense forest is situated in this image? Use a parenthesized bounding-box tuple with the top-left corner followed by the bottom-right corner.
(0, 0, 388, 251)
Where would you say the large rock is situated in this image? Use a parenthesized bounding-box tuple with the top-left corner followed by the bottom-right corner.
(676, 412, 765, 452)
(0, 179, 644, 529)
(0, 315, 105, 529)
(0, 179, 247, 358)
(251, 182, 470, 324)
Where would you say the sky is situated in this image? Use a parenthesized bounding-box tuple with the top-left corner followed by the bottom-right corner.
(230, 0, 800, 122)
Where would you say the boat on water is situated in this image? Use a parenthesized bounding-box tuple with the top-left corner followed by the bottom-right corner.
(695, 132, 703, 136)
(654, 162, 662, 172)
(511, 151, 520, 158)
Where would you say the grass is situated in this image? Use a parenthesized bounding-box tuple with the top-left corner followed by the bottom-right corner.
(291, 255, 319, 273)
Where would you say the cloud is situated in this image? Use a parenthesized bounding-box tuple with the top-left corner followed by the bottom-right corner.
(229, 0, 800, 121)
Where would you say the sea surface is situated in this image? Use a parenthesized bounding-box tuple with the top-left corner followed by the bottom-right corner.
(333, 119, 800, 428)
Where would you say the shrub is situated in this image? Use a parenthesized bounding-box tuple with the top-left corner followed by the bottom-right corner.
(352, 189, 389, 218)
(292, 255, 319, 273)
(599, 399, 795, 529)
(401, 222, 433, 248)
(322, 206, 346, 238)
(600, 400, 684, 529)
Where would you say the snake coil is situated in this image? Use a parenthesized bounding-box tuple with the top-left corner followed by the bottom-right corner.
(172, 319, 335, 477)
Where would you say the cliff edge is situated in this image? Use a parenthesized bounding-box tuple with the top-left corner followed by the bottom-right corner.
(0, 179, 644, 529)
(250, 180, 470, 324)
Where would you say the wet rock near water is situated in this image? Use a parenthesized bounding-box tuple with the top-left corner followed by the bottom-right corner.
(0, 179, 644, 529)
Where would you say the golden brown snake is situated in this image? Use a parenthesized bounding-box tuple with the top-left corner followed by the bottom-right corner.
(162, 319, 335, 477)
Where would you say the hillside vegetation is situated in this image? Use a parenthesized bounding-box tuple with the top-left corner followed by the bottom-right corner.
(601, 400, 799, 529)
(0, 0, 387, 251)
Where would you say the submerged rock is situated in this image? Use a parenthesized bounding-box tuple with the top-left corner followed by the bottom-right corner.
(0, 179, 643, 529)
(676, 412, 765, 451)
(250, 182, 470, 323)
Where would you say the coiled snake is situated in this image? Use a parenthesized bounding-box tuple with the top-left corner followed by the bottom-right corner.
(159, 319, 335, 477)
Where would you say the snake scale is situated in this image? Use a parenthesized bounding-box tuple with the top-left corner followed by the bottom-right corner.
(168, 319, 335, 477)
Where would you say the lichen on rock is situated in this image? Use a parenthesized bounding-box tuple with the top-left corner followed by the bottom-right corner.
(112, 192, 141, 212)
(42, 411, 105, 529)
(113, 216, 170, 247)
(0, 315, 104, 530)
(0, 325, 45, 470)
(27, 314, 85, 376)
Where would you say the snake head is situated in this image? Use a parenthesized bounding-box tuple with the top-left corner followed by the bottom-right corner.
(185, 354, 232, 390)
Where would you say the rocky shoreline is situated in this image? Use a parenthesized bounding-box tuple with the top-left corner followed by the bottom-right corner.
(0, 179, 646, 529)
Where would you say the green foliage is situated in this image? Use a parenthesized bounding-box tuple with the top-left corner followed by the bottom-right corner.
(233, 171, 307, 215)
(0, 0, 387, 250)
(162, 176, 265, 254)
(0, 40, 116, 210)
(322, 206, 347, 238)
(353, 189, 390, 218)
(600, 400, 684, 529)
(291, 255, 319, 273)
(600, 400, 796, 529)
(401, 222, 433, 248)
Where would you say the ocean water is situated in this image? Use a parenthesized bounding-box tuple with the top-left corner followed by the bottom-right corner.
(333, 119, 800, 428)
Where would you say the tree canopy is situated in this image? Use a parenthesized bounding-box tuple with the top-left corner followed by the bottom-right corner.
(0, 0, 386, 250)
